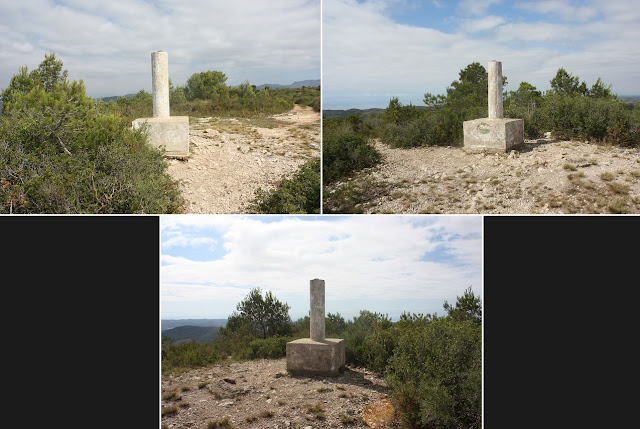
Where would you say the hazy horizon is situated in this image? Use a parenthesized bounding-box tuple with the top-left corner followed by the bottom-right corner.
(1, 1, 320, 99)
(161, 215, 482, 322)
(323, 0, 640, 111)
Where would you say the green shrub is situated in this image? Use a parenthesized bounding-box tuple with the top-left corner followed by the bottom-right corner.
(250, 158, 320, 214)
(0, 53, 183, 213)
(323, 133, 380, 184)
(247, 336, 291, 359)
(387, 318, 481, 429)
(342, 310, 394, 373)
(161, 341, 219, 374)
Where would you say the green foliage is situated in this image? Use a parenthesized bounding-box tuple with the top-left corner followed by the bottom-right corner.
(342, 310, 394, 373)
(322, 132, 381, 184)
(250, 157, 320, 214)
(326, 312, 347, 336)
(539, 93, 637, 145)
(100, 84, 318, 120)
(247, 336, 291, 359)
(550, 67, 585, 96)
(185, 70, 229, 101)
(443, 286, 482, 326)
(378, 62, 495, 149)
(161, 340, 219, 374)
(225, 288, 292, 340)
(387, 317, 481, 429)
(0, 53, 183, 213)
(504, 81, 544, 138)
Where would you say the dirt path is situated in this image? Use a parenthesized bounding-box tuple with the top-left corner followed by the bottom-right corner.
(167, 105, 320, 213)
(327, 138, 640, 214)
(161, 358, 393, 429)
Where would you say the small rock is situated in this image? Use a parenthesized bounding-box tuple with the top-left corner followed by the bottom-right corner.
(223, 378, 236, 384)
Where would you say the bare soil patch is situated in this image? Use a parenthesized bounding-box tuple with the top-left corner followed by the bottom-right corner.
(167, 105, 320, 213)
(326, 138, 640, 214)
(161, 358, 393, 429)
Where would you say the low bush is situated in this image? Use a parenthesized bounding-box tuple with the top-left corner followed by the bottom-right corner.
(342, 310, 394, 373)
(161, 340, 219, 374)
(1, 53, 183, 213)
(322, 133, 380, 184)
(387, 317, 481, 429)
(250, 157, 320, 214)
(247, 336, 291, 359)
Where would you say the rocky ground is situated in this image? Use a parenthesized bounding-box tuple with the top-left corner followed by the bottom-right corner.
(161, 358, 396, 429)
(325, 137, 640, 214)
(167, 105, 320, 213)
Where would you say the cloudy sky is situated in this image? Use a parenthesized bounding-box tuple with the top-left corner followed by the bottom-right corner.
(161, 215, 482, 322)
(323, 0, 640, 109)
(0, 0, 320, 98)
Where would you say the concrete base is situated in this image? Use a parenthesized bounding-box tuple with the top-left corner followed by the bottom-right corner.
(463, 118, 524, 153)
(132, 116, 189, 157)
(286, 338, 345, 376)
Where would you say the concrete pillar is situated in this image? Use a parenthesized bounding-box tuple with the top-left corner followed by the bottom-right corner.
(310, 279, 325, 342)
(152, 51, 170, 118)
(488, 60, 503, 119)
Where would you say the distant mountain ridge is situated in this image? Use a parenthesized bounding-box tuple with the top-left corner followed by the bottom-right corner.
(162, 325, 221, 344)
(255, 79, 320, 90)
(96, 80, 320, 102)
(162, 318, 227, 331)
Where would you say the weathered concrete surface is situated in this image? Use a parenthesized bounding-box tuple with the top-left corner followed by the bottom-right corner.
(310, 279, 325, 342)
(152, 51, 170, 118)
(488, 60, 503, 119)
(132, 116, 190, 157)
(464, 60, 523, 153)
(463, 118, 524, 153)
(286, 338, 346, 376)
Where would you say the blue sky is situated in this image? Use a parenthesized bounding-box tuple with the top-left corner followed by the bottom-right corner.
(161, 215, 482, 321)
(0, 0, 320, 98)
(323, 0, 640, 109)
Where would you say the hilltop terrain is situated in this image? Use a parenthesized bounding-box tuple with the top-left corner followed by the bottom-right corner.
(161, 358, 394, 429)
(325, 137, 640, 214)
(167, 104, 320, 213)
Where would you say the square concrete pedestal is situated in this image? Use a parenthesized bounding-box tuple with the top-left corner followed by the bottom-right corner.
(463, 118, 524, 153)
(286, 338, 345, 376)
(132, 116, 189, 157)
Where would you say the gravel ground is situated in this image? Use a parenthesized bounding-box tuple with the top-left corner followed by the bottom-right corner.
(326, 138, 640, 214)
(166, 105, 320, 214)
(161, 358, 394, 429)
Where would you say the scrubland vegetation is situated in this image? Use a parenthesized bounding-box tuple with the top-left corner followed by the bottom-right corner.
(98, 70, 319, 122)
(161, 287, 482, 428)
(0, 53, 183, 213)
(0, 53, 320, 213)
(323, 62, 640, 213)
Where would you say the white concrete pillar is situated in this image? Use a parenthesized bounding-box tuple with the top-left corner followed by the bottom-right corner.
(488, 60, 503, 119)
(152, 51, 170, 118)
(310, 279, 325, 341)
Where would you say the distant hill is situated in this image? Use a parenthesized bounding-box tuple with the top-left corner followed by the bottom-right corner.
(99, 93, 135, 102)
(256, 79, 320, 90)
(322, 108, 386, 118)
(162, 318, 227, 331)
(323, 106, 433, 118)
(162, 325, 221, 344)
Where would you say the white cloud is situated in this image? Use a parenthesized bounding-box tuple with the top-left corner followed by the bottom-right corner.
(0, 0, 320, 97)
(323, 0, 640, 109)
(458, 14, 506, 33)
(514, 1, 598, 22)
(457, 0, 503, 17)
(160, 216, 482, 317)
